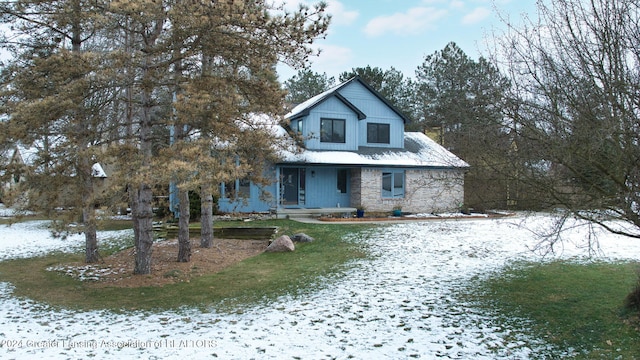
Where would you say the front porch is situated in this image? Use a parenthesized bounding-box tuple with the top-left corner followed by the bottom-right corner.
(275, 207, 357, 219)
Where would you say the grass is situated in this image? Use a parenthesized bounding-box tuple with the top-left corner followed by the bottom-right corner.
(465, 260, 640, 359)
(0, 219, 374, 313)
(5, 215, 640, 357)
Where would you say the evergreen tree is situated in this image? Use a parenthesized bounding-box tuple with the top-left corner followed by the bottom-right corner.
(1, 0, 330, 275)
(415, 42, 511, 209)
(0, 0, 115, 263)
(283, 69, 335, 105)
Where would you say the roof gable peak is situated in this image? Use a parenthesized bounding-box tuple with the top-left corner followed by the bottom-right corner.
(284, 75, 409, 123)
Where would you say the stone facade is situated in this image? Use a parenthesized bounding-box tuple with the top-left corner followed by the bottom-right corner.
(353, 168, 464, 213)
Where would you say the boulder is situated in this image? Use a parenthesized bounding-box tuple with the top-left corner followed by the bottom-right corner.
(266, 235, 295, 252)
(291, 233, 315, 243)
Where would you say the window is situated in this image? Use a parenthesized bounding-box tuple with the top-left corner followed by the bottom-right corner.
(382, 171, 404, 198)
(367, 123, 390, 144)
(222, 181, 235, 199)
(223, 178, 251, 199)
(238, 178, 251, 197)
(337, 169, 348, 194)
(320, 118, 345, 143)
(295, 120, 303, 134)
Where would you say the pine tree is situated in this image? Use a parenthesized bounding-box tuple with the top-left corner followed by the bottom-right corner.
(1, 0, 329, 275)
(0, 0, 115, 263)
(415, 42, 511, 209)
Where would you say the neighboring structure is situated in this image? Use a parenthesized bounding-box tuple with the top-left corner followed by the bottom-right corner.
(0, 145, 28, 201)
(218, 76, 469, 214)
(0, 144, 109, 205)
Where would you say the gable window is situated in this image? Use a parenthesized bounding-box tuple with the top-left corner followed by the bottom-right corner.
(382, 171, 404, 198)
(337, 169, 348, 194)
(367, 123, 390, 144)
(320, 118, 345, 143)
(295, 120, 303, 134)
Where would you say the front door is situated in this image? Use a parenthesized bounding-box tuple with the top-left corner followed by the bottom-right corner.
(282, 168, 300, 206)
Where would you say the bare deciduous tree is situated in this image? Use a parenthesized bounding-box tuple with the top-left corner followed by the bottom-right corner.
(498, 0, 640, 240)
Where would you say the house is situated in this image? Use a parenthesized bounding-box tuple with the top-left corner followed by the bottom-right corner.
(0, 143, 110, 206)
(217, 76, 469, 215)
(0, 145, 27, 202)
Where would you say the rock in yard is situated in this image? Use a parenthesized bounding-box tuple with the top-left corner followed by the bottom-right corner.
(291, 233, 314, 243)
(266, 235, 295, 252)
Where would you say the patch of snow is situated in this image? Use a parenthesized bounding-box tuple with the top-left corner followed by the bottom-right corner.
(285, 80, 346, 120)
(0, 221, 132, 261)
(46, 264, 129, 282)
(91, 163, 107, 178)
(0, 204, 34, 218)
(0, 214, 639, 359)
(279, 132, 468, 168)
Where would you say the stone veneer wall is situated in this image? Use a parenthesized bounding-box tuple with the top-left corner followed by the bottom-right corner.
(350, 168, 362, 207)
(357, 168, 465, 213)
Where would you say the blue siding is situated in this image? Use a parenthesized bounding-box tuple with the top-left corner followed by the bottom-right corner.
(303, 167, 351, 207)
(304, 96, 359, 151)
(338, 82, 405, 148)
(220, 76, 414, 213)
(217, 182, 277, 213)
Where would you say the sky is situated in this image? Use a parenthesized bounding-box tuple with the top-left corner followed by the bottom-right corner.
(277, 0, 539, 82)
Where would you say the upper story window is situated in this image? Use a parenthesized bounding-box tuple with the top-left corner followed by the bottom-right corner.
(367, 123, 390, 144)
(320, 118, 345, 143)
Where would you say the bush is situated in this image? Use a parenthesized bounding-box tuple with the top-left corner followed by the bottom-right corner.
(189, 190, 201, 220)
(624, 270, 640, 312)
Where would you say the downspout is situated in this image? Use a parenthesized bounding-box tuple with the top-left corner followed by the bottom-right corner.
(275, 166, 281, 211)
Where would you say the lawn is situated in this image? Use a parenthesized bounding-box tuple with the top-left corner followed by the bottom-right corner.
(0, 219, 373, 312)
(2, 214, 640, 358)
(465, 260, 640, 359)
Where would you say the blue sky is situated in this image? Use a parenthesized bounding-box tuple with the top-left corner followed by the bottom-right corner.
(277, 0, 538, 81)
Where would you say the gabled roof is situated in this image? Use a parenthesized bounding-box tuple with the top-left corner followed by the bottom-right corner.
(284, 76, 410, 123)
(278, 132, 469, 169)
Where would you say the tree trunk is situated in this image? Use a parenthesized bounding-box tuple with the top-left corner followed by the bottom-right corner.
(177, 187, 191, 262)
(131, 16, 163, 274)
(132, 80, 155, 275)
(200, 184, 214, 248)
(132, 183, 154, 274)
(82, 168, 99, 263)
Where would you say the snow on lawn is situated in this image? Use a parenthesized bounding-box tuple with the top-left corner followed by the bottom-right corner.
(1, 213, 639, 359)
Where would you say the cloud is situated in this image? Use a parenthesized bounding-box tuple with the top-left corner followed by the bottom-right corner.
(325, 0, 359, 26)
(279, 0, 358, 26)
(311, 44, 353, 72)
(449, 0, 465, 9)
(364, 7, 448, 37)
(461, 7, 491, 25)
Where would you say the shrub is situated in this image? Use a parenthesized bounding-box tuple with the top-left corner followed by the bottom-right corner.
(624, 269, 640, 312)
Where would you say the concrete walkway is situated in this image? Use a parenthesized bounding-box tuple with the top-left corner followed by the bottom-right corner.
(288, 213, 504, 224)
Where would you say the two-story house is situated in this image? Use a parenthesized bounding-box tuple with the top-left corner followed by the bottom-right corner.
(217, 76, 469, 215)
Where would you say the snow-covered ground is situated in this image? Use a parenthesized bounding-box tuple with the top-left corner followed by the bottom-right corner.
(1, 210, 639, 359)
